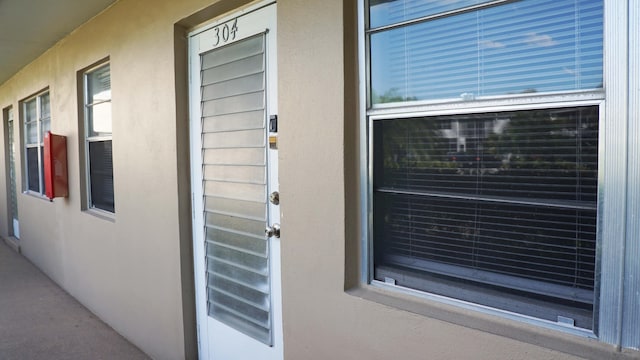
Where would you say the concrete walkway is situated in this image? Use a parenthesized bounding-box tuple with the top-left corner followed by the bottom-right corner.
(0, 240, 150, 360)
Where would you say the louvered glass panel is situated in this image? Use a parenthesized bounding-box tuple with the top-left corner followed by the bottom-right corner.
(208, 275, 269, 309)
(204, 181, 265, 203)
(203, 129, 265, 149)
(200, 34, 272, 345)
(202, 110, 264, 132)
(373, 106, 598, 329)
(207, 227, 267, 256)
(203, 148, 265, 166)
(370, 0, 603, 104)
(208, 258, 269, 292)
(202, 92, 264, 117)
(204, 165, 265, 184)
(202, 54, 264, 85)
(203, 73, 264, 101)
(204, 196, 267, 221)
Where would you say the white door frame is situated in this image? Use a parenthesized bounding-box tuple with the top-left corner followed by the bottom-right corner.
(188, 2, 281, 359)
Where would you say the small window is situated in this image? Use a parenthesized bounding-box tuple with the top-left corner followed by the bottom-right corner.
(21, 91, 50, 195)
(82, 63, 114, 213)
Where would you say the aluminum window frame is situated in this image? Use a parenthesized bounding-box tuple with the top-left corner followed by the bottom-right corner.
(21, 90, 50, 196)
(82, 61, 114, 214)
(359, 0, 637, 349)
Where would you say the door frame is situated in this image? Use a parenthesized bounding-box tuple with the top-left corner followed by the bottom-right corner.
(188, 1, 281, 358)
(3, 106, 19, 240)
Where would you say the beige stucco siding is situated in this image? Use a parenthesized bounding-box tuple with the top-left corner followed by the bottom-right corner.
(0, 0, 222, 358)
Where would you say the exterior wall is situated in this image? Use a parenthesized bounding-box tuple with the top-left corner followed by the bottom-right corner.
(278, 1, 639, 360)
(0, 0, 638, 360)
(0, 0, 225, 358)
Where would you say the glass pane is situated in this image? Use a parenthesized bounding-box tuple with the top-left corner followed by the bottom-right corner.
(202, 73, 264, 102)
(88, 102, 112, 137)
(26, 122, 38, 144)
(89, 140, 114, 212)
(87, 64, 111, 104)
(202, 35, 264, 70)
(24, 99, 37, 122)
(204, 165, 265, 185)
(370, 0, 603, 104)
(202, 129, 265, 149)
(370, 0, 491, 28)
(202, 110, 264, 133)
(201, 92, 264, 117)
(374, 107, 599, 202)
(206, 227, 267, 256)
(40, 93, 50, 118)
(26, 147, 39, 192)
(373, 106, 598, 328)
(40, 118, 51, 142)
(202, 54, 264, 86)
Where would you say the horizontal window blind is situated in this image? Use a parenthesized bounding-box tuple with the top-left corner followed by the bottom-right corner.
(370, 0, 491, 29)
(369, 0, 603, 104)
(373, 106, 598, 327)
(89, 140, 114, 212)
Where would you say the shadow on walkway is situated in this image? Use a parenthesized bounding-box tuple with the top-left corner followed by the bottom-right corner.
(0, 240, 150, 360)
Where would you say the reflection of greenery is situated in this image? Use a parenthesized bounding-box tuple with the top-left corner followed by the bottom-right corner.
(373, 88, 418, 104)
(484, 108, 598, 174)
(380, 117, 450, 170)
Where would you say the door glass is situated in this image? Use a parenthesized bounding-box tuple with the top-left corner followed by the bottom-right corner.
(199, 34, 273, 345)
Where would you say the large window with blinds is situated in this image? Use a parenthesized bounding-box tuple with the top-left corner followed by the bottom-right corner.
(366, 0, 603, 330)
(82, 62, 114, 213)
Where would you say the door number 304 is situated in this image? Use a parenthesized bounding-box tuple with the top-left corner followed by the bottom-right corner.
(213, 19, 238, 46)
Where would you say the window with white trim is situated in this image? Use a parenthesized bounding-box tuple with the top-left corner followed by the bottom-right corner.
(22, 91, 51, 195)
(365, 0, 603, 331)
(82, 63, 114, 213)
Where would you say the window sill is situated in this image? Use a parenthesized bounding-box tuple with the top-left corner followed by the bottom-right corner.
(82, 207, 115, 223)
(346, 284, 639, 360)
(22, 191, 52, 202)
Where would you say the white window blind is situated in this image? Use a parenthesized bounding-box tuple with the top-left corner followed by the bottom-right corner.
(369, 0, 603, 104)
(373, 106, 598, 328)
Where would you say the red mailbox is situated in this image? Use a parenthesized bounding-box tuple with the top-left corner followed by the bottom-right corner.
(44, 131, 68, 200)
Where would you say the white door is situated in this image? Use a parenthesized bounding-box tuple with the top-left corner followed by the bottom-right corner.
(189, 2, 282, 359)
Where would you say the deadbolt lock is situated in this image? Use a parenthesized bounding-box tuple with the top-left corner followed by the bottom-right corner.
(269, 191, 279, 205)
(265, 223, 280, 238)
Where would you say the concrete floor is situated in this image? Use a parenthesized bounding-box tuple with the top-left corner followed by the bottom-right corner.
(0, 239, 150, 360)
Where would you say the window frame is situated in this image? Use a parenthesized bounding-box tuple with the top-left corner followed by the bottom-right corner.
(368, 99, 604, 337)
(20, 90, 50, 197)
(82, 61, 114, 215)
(357, 0, 637, 348)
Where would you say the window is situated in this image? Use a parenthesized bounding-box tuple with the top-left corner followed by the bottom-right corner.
(22, 91, 51, 195)
(366, 0, 604, 332)
(83, 63, 114, 213)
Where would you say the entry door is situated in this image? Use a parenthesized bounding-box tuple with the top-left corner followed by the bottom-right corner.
(4, 107, 19, 238)
(189, 2, 282, 360)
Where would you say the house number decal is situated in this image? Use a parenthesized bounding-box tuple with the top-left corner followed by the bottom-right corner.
(213, 19, 238, 46)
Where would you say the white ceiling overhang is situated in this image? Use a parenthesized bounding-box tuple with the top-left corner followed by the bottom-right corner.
(0, 0, 116, 86)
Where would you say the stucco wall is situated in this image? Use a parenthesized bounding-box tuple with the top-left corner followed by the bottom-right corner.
(276, 1, 633, 360)
(0, 0, 227, 358)
(1, 0, 638, 359)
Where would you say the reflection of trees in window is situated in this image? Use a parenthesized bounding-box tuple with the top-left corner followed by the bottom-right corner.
(373, 107, 599, 327)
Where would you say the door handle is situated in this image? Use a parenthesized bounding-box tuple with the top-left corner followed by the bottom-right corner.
(265, 223, 280, 238)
